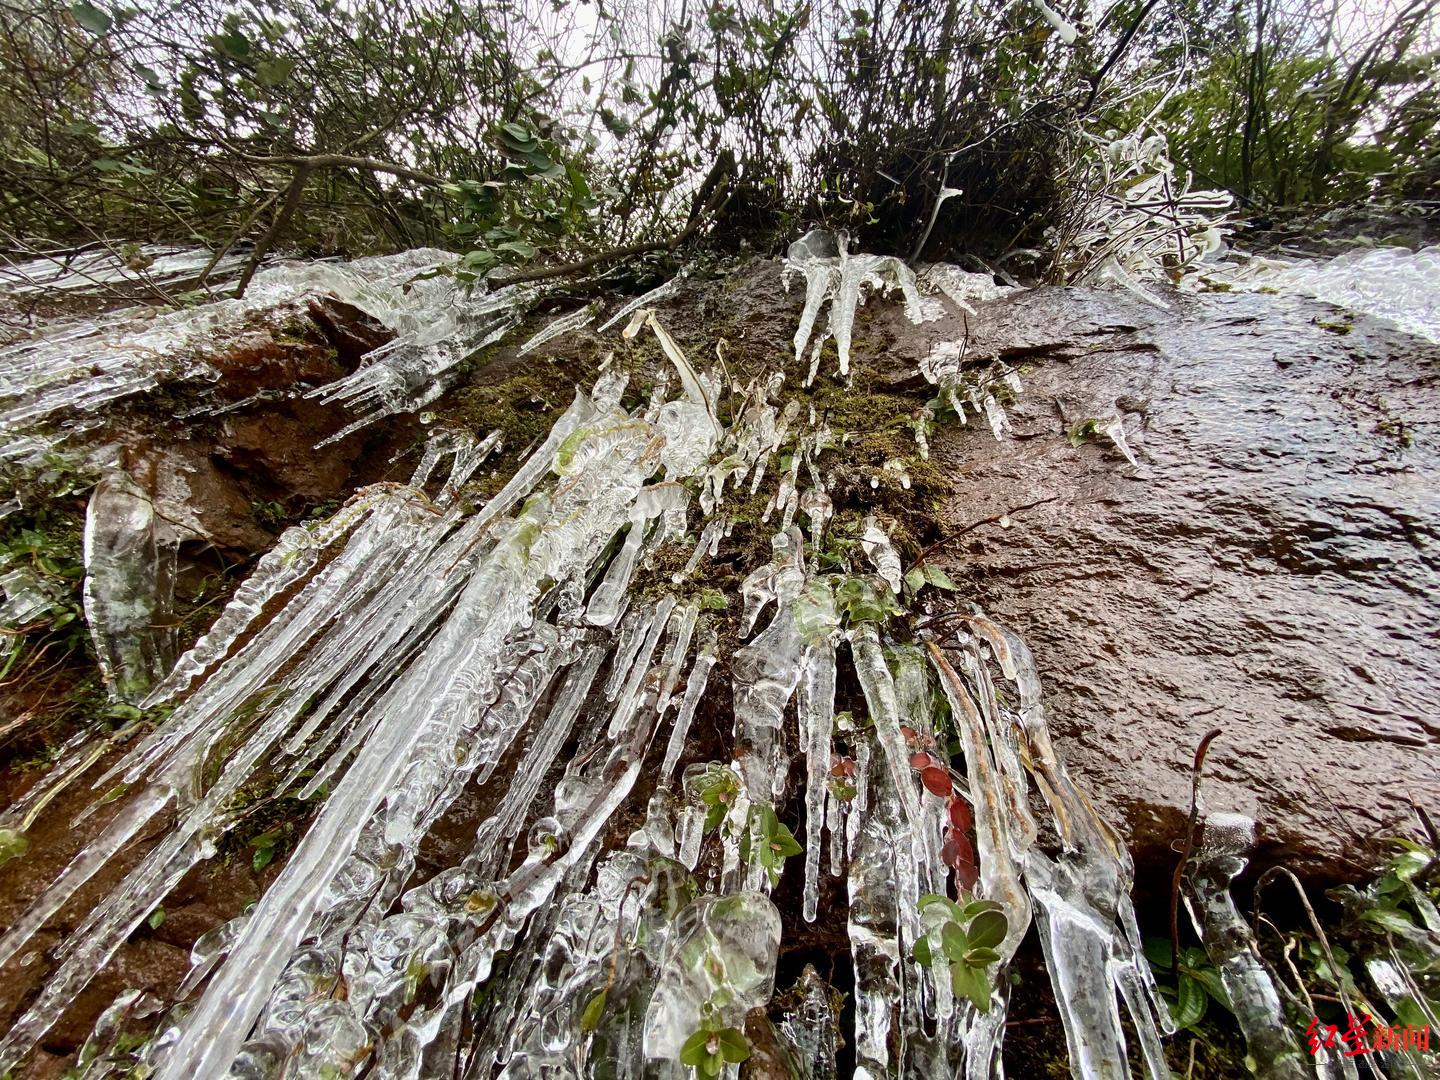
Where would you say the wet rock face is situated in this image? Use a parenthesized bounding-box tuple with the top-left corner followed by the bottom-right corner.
(923, 285, 1438, 878)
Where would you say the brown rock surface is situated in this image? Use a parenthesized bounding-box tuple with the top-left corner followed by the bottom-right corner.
(911, 285, 1439, 879)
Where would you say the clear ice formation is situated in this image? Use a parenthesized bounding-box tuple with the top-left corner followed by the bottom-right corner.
(783, 229, 946, 381)
(0, 244, 251, 296)
(0, 249, 536, 461)
(4, 238, 1190, 1079)
(1064, 133, 1231, 307)
(1189, 243, 1440, 344)
(82, 466, 181, 702)
(1185, 813, 1311, 1079)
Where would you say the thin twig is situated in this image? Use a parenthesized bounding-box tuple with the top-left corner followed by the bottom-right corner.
(1171, 727, 1223, 967)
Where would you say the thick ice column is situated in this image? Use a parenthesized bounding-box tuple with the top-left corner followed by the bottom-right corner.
(82, 467, 180, 702)
(1187, 814, 1311, 1079)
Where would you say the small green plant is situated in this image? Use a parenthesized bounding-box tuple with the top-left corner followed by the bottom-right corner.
(738, 804, 802, 887)
(1067, 417, 1102, 447)
(913, 894, 1009, 1011)
(680, 1010, 750, 1077)
(0, 828, 29, 870)
(248, 825, 289, 872)
(902, 561, 958, 598)
(689, 764, 741, 833)
(1143, 937, 1232, 1030)
(833, 574, 903, 626)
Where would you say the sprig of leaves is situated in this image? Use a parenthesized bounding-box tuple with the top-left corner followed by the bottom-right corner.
(679, 1023, 750, 1077)
(913, 894, 1009, 1011)
(738, 804, 802, 887)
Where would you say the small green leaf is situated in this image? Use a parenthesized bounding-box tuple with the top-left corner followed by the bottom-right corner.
(1169, 972, 1207, 1029)
(579, 988, 607, 1033)
(967, 909, 1007, 950)
(147, 907, 166, 930)
(698, 589, 727, 611)
(1142, 936, 1174, 971)
(214, 31, 251, 58)
(913, 935, 933, 967)
(950, 959, 991, 1011)
(940, 921, 969, 962)
(133, 64, 163, 90)
(462, 249, 498, 273)
(255, 58, 295, 86)
(918, 894, 964, 921)
(679, 1028, 711, 1067)
(1186, 964, 1232, 1011)
(716, 1027, 750, 1064)
(924, 564, 959, 590)
(1395, 996, 1429, 1028)
(964, 946, 1000, 965)
(252, 846, 275, 872)
(1360, 907, 1416, 934)
(904, 567, 925, 593)
(962, 899, 1004, 919)
(496, 240, 538, 259)
(71, 1, 111, 33)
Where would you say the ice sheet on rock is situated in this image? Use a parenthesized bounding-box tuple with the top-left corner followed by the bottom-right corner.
(82, 467, 182, 702)
(310, 281, 535, 446)
(0, 244, 250, 297)
(1192, 244, 1440, 344)
(0, 251, 466, 456)
(917, 263, 1012, 315)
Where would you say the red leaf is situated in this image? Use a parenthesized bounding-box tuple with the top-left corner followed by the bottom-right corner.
(909, 751, 935, 770)
(920, 767, 952, 798)
(947, 796, 973, 833)
(946, 828, 975, 867)
(899, 725, 920, 744)
(954, 858, 979, 890)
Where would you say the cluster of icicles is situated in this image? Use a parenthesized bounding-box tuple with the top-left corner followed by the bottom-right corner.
(0, 240, 1185, 1079)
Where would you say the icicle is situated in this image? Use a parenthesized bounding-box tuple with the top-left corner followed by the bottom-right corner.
(778, 966, 841, 1080)
(674, 518, 723, 583)
(654, 603, 699, 720)
(660, 627, 718, 782)
(799, 638, 836, 922)
(1099, 413, 1139, 467)
(846, 730, 901, 1079)
(517, 302, 597, 355)
(597, 272, 687, 334)
(82, 468, 180, 702)
(1186, 814, 1311, 1079)
(859, 516, 903, 594)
